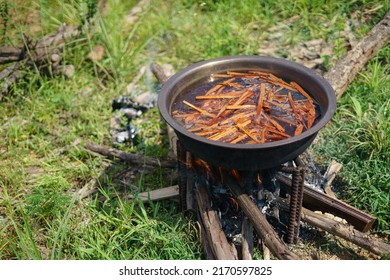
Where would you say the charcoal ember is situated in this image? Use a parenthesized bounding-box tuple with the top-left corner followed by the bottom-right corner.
(266, 213, 288, 237)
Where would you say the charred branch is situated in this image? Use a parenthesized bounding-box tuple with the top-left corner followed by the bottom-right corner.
(223, 171, 301, 260)
(84, 142, 176, 169)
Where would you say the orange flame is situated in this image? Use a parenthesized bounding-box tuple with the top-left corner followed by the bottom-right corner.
(227, 195, 239, 212)
(193, 158, 213, 174)
(230, 169, 242, 182)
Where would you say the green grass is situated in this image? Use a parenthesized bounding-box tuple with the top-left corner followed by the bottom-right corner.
(1, 0, 389, 259)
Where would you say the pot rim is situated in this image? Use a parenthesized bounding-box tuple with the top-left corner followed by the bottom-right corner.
(158, 55, 336, 150)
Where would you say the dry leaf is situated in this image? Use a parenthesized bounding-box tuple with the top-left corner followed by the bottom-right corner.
(87, 44, 105, 62)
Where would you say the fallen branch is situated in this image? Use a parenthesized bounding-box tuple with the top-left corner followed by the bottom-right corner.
(270, 195, 390, 257)
(276, 173, 376, 232)
(301, 207, 390, 257)
(324, 10, 390, 99)
(73, 178, 99, 200)
(1, 24, 80, 96)
(0, 47, 23, 64)
(84, 142, 176, 169)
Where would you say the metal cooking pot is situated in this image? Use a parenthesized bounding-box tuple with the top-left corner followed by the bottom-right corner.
(158, 56, 336, 170)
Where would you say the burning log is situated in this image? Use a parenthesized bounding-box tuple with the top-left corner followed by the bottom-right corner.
(195, 182, 238, 260)
(223, 171, 301, 260)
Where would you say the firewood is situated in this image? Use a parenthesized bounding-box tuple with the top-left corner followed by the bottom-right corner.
(276, 173, 376, 232)
(224, 171, 301, 260)
(262, 241, 271, 260)
(197, 218, 215, 260)
(271, 195, 390, 257)
(195, 182, 238, 260)
(127, 185, 179, 202)
(301, 208, 390, 256)
(150, 62, 169, 85)
(241, 217, 254, 260)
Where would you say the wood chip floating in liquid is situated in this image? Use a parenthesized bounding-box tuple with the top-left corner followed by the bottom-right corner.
(172, 70, 320, 144)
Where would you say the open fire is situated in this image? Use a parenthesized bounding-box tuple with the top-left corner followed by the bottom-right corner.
(174, 140, 381, 260)
(177, 141, 307, 259)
